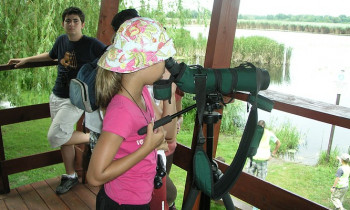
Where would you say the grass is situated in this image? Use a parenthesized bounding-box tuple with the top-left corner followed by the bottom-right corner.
(267, 160, 345, 208)
(2, 118, 65, 188)
(2, 116, 349, 209)
(174, 129, 349, 209)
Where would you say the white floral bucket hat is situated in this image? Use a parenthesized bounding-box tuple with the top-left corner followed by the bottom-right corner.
(98, 17, 176, 73)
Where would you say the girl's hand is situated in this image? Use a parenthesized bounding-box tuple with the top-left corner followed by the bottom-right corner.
(157, 139, 169, 151)
(143, 122, 166, 150)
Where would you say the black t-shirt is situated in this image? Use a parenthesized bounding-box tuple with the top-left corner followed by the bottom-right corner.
(49, 35, 106, 98)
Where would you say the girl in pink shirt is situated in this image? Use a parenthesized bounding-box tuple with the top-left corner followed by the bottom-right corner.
(87, 17, 177, 209)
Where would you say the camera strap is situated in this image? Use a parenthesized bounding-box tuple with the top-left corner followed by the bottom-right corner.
(183, 79, 274, 210)
(194, 74, 207, 145)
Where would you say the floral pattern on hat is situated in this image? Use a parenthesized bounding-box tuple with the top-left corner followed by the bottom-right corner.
(98, 17, 176, 73)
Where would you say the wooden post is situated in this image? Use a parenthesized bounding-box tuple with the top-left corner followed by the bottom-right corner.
(96, 0, 120, 45)
(0, 126, 10, 194)
(182, 0, 240, 209)
(326, 93, 341, 161)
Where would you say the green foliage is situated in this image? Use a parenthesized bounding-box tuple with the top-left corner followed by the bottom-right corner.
(0, 0, 101, 106)
(237, 19, 350, 35)
(220, 101, 246, 135)
(267, 120, 303, 156)
(317, 148, 341, 167)
(180, 93, 196, 131)
(232, 36, 290, 66)
(2, 118, 65, 188)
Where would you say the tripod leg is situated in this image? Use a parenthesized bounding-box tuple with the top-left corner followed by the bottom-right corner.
(222, 192, 235, 210)
(182, 187, 200, 210)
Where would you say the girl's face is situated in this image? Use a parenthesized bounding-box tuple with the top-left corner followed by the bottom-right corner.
(144, 61, 166, 84)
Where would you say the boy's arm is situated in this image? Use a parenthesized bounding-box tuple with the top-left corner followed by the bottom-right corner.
(7, 52, 53, 68)
(331, 177, 340, 192)
(272, 139, 281, 157)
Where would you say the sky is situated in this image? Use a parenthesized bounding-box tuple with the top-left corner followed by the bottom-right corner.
(182, 0, 350, 16)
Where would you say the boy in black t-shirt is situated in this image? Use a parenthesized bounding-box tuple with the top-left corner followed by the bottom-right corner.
(8, 7, 106, 194)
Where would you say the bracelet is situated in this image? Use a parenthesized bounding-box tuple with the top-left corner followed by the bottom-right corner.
(332, 187, 336, 189)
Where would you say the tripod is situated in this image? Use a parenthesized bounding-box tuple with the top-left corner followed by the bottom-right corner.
(199, 94, 235, 210)
(137, 94, 236, 209)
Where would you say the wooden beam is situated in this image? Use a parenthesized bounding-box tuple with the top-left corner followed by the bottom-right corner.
(234, 90, 350, 129)
(0, 127, 10, 194)
(0, 61, 57, 72)
(0, 104, 50, 126)
(96, 0, 120, 45)
(1, 150, 62, 175)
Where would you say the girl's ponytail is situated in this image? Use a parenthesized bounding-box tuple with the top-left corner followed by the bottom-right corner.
(95, 66, 122, 111)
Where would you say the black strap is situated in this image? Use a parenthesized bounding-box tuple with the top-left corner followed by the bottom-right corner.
(212, 104, 257, 199)
(231, 68, 238, 92)
(213, 69, 222, 93)
(182, 75, 207, 210)
(194, 74, 207, 145)
(182, 186, 200, 210)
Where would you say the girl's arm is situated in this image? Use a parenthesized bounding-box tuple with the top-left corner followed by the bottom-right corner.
(87, 123, 165, 186)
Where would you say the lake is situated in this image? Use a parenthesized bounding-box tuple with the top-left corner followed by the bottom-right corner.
(185, 25, 350, 165)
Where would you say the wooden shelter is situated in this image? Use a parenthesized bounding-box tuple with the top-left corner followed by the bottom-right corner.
(1, 0, 350, 209)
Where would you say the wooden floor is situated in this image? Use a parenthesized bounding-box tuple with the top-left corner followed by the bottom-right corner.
(0, 177, 99, 210)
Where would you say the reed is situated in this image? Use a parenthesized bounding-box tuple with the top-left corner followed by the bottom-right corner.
(317, 148, 342, 167)
(267, 120, 303, 156)
(237, 19, 350, 35)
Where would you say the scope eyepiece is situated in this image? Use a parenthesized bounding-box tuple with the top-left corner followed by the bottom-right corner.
(165, 57, 176, 70)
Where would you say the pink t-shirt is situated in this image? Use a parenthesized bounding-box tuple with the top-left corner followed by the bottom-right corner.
(102, 87, 157, 205)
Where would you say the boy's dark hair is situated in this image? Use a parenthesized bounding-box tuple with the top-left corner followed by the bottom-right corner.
(111, 8, 140, 32)
(62, 7, 85, 23)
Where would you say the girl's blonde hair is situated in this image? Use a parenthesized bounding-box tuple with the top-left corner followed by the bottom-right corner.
(95, 66, 123, 111)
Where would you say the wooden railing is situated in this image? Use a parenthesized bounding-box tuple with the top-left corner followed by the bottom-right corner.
(175, 89, 350, 209)
(0, 61, 89, 194)
(1, 62, 349, 209)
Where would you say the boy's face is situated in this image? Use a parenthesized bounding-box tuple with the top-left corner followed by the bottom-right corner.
(62, 14, 85, 37)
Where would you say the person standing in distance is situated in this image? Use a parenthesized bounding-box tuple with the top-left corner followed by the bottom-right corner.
(331, 153, 350, 210)
(247, 120, 281, 180)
